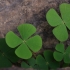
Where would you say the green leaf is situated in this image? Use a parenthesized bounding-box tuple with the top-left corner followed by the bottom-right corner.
(44, 50, 60, 69)
(21, 61, 29, 68)
(33, 65, 40, 69)
(26, 35, 42, 52)
(17, 24, 36, 40)
(5, 31, 23, 48)
(27, 58, 36, 66)
(39, 65, 48, 70)
(43, 50, 53, 62)
(46, 3, 70, 42)
(53, 51, 63, 61)
(36, 50, 60, 70)
(66, 46, 70, 53)
(36, 55, 46, 65)
(15, 43, 32, 59)
(60, 3, 70, 29)
(0, 38, 19, 63)
(0, 38, 11, 53)
(49, 61, 60, 69)
(0, 53, 12, 68)
(36, 55, 48, 70)
(55, 43, 65, 53)
(53, 24, 68, 42)
(64, 46, 70, 63)
(64, 53, 70, 63)
(6, 49, 20, 63)
(21, 58, 37, 69)
(46, 9, 62, 27)
(54, 44, 70, 63)
(5, 24, 42, 59)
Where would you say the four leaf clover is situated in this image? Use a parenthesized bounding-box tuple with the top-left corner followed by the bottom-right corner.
(53, 43, 70, 63)
(36, 50, 60, 70)
(5, 24, 42, 59)
(46, 3, 70, 42)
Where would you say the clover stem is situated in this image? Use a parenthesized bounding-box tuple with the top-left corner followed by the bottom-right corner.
(33, 52, 37, 58)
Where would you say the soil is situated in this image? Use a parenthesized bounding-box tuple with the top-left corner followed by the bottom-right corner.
(0, 0, 70, 70)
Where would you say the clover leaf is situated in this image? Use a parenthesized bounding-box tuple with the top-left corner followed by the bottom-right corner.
(0, 52, 12, 68)
(0, 38, 20, 68)
(53, 43, 70, 63)
(5, 24, 42, 59)
(0, 38, 12, 68)
(0, 38, 20, 63)
(46, 3, 70, 42)
(21, 57, 39, 69)
(36, 50, 60, 70)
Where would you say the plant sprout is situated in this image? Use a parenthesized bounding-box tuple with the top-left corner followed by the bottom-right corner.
(5, 24, 42, 59)
(46, 3, 70, 42)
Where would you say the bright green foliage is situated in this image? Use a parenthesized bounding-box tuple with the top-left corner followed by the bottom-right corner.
(36, 50, 60, 70)
(5, 24, 42, 59)
(60, 3, 70, 29)
(0, 38, 20, 68)
(53, 43, 70, 63)
(21, 57, 39, 69)
(46, 3, 70, 42)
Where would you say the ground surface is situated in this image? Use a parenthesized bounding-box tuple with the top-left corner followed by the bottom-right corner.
(0, 0, 70, 70)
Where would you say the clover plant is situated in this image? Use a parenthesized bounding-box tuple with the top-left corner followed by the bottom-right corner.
(46, 3, 70, 42)
(0, 3, 70, 69)
(53, 43, 70, 63)
(5, 24, 42, 59)
(0, 38, 19, 68)
(21, 57, 39, 69)
(36, 50, 60, 70)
